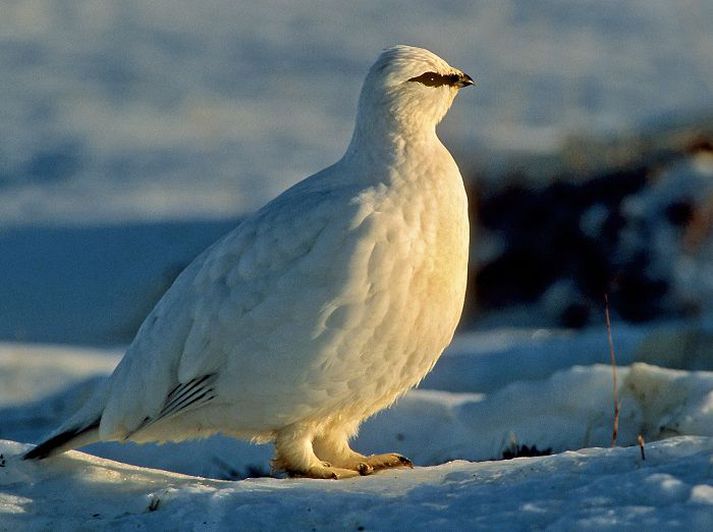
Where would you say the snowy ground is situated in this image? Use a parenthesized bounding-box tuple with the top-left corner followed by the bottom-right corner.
(2, 324, 713, 529)
(3, 437, 713, 531)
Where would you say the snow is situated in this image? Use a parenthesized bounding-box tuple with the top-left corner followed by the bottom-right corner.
(3, 435, 713, 530)
(3, 326, 713, 529)
(2, 0, 713, 225)
(0, 343, 120, 407)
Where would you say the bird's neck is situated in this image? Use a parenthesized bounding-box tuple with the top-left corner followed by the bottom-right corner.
(344, 116, 441, 170)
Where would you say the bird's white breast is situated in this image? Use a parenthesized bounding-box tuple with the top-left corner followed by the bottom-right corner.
(301, 148, 470, 425)
(217, 145, 469, 431)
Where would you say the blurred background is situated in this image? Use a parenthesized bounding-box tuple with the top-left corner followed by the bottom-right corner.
(2, 0, 713, 345)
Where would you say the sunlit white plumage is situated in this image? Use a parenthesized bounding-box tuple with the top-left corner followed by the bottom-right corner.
(25, 45, 474, 479)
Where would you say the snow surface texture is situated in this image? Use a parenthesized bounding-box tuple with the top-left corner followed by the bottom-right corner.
(2, 326, 713, 529)
(2, 0, 713, 225)
(3, 438, 713, 530)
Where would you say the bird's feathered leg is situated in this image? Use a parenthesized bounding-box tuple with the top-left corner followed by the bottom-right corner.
(312, 426, 413, 475)
(271, 424, 360, 480)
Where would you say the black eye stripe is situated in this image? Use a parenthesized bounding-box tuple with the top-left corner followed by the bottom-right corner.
(408, 71, 461, 87)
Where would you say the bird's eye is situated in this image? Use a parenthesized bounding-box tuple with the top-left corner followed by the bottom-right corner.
(408, 71, 461, 87)
(408, 71, 445, 87)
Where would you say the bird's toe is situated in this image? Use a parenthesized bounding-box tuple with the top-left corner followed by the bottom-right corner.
(363, 452, 414, 472)
(357, 462, 375, 476)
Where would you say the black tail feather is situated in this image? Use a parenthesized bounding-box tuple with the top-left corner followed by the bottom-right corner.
(23, 419, 101, 460)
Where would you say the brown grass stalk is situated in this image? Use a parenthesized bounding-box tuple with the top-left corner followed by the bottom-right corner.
(604, 294, 620, 447)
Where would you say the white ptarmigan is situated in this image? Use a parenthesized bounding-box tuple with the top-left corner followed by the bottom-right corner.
(24, 45, 474, 479)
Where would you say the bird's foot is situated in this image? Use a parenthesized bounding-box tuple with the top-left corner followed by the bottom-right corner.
(285, 460, 360, 480)
(354, 453, 413, 475)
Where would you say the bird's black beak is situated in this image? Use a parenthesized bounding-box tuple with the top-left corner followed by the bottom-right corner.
(456, 73, 475, 88)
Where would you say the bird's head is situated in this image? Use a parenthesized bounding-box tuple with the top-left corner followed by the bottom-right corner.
(354, 45, 474, 138)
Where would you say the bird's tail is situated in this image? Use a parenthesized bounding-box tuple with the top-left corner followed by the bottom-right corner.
(23, 378, 109, 460)
(23, 419, 101, 460)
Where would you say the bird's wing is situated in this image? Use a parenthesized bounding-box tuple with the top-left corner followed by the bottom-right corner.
(98, 174, 368, 438)
(123, 373, 219, 437)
